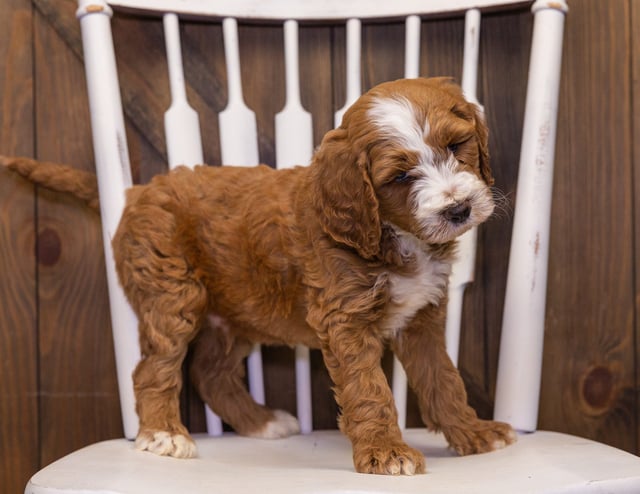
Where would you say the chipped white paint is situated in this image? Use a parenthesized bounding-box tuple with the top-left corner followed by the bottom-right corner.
(494, 0, 568, 432)
(76, 0, 139, 440)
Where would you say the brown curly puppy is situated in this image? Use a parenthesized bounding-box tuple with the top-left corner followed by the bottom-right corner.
(2, 77, 515, 475)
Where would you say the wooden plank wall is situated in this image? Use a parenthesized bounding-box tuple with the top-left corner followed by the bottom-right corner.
(1, 0, 639, 491)
(0, 1, 38, 491)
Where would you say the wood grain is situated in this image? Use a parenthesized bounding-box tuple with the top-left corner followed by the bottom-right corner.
(0, 1, 38, 492)
(538, 0, 636, 453)
(632, 0, 640, 456)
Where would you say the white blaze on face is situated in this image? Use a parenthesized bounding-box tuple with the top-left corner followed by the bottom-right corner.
(367, 95, 433, 164)
(368, 95, 494, 243)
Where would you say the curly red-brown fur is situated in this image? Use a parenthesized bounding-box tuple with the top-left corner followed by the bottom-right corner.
(1, 155, 99, 210)
(3, 77, 515, 474)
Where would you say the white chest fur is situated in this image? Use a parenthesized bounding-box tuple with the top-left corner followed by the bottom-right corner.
(381, 229, 452, 336)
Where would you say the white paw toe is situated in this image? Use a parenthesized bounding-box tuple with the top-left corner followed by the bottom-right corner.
(135, 431, 197, 458)
(249, 410, 301, 439)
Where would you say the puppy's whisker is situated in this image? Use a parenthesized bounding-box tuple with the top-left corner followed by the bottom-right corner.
(489, 187, 512, 220)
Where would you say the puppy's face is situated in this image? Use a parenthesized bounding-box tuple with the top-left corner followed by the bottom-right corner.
(314, 77, 494, 259)
(355, 78, 494, 244)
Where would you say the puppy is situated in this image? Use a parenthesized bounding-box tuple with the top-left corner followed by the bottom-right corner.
(3, 77, 515, 475)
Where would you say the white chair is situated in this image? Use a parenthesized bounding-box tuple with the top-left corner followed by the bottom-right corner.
(25, 1, 640, 493)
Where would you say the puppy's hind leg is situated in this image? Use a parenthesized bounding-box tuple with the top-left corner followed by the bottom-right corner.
(190, 319, 300, 438)
(132, 280, 208, 459)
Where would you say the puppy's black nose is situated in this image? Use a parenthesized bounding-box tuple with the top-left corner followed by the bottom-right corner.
(443, 201, 471, 224)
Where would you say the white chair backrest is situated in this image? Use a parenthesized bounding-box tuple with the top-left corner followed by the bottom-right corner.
(76, 0, 567, 440)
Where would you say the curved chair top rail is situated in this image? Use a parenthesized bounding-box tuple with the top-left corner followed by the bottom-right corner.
(80, 0, 534, 21)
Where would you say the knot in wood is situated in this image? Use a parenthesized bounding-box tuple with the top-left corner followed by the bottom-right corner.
(37, 227, 62, 266)
(581, 365, 615, 414)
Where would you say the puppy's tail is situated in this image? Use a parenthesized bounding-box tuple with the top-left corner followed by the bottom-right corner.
(1, 155, 100, 212)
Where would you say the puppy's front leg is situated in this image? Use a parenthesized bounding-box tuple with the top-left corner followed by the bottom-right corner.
(319, 323, 425, 475)
(392, 303, 516, 455)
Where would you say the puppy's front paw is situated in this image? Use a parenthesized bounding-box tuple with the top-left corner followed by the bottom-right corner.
(447, 419, 516, 456)
(135, 430, 197, 458)
(354, 442, 426, 475)
(246, 409, 301, 439)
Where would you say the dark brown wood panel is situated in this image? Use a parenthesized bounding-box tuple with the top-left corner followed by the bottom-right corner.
(631, 0, 640, 456)
(179, 20, 226, 167)
(539, 0, 636, 452)
(0, 1, 38, 492)
(300, 25, 334, 147)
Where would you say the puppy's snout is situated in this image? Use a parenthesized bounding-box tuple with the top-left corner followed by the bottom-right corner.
(442, 201, 471, 224)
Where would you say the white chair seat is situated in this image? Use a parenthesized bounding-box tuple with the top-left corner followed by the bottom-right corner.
(26, 430, 640, 494)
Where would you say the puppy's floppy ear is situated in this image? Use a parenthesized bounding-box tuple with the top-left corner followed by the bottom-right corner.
(472, 104, 494, 186)
(311, 129, 381, 259)
(436, 78, 493, 186)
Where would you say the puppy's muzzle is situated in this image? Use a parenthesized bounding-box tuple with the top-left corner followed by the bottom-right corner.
(442, 200, 472, 225)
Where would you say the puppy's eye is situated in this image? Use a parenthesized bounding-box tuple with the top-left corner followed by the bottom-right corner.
(448, 138, 469, 154)
(394, 171, 412, 183)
